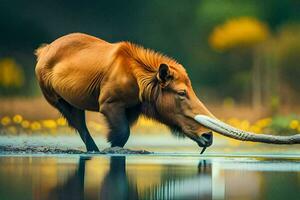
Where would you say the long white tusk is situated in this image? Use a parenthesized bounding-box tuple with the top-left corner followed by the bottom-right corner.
(194, 114, 300, 144)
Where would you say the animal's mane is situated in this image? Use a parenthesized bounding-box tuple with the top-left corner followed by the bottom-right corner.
(118, 42, 187, 137)
(119, 42, 179, 72)
(118, 42, 183, 102)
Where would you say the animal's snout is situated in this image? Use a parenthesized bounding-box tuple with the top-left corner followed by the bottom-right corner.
(197, 131, 213, 147)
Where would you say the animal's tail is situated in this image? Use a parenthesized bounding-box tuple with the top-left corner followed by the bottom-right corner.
(34, 43, 49, 61)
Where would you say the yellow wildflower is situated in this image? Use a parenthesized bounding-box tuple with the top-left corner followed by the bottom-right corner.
(13, 114, 23, 124)
(255, 118, 272, 128)
(250, 125, 262, 133)
(1, 116, 11, 126)
(42, 120, 57, 129)
(240, 120, 250, 131)
(21, 120, 30, 128)
(290, 120, 299, 130)
(30, 121, 41, 131)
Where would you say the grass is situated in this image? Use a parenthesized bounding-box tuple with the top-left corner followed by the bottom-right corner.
(1, 97, 300, 137)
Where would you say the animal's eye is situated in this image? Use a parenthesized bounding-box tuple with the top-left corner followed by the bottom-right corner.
(177, 90, 187, 97)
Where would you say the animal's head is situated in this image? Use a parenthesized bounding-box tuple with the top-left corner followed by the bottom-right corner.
(138, 55, 300, 148)
(147, 63, 300, 148)
(142, 63, 214, 147)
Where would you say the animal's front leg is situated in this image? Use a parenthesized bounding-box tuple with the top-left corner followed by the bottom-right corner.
(100, 102, 130, 147)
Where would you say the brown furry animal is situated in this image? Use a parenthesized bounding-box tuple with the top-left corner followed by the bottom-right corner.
(37, 33, 300, 152)
(35, 33, 213, 151)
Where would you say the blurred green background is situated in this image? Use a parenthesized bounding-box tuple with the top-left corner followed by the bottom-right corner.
(0, 0, 300, 136)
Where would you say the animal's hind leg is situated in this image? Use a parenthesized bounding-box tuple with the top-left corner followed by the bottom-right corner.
(55, 99, 99, 151)
(37, 82, 99, 151)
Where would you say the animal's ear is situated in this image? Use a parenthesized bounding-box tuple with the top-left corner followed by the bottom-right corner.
(157, 63, 172, 85)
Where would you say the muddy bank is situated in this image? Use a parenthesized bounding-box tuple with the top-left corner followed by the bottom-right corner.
(0, 135, 200, 154)
(0, 145, 152, 154)
(0, 145, 83, 154)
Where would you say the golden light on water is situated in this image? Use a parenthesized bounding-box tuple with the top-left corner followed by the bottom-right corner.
(1, 156, 300, 200)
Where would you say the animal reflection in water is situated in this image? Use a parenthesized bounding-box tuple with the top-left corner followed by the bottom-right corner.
(48, 157, 212, 200)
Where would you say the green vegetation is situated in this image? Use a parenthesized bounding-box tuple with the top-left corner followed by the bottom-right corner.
(267, 115, 300, 135)
(0, 1, 299, 103)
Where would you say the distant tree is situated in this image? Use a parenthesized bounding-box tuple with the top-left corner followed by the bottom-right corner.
(209, 17, 270, 108)
(275, 24, 300, 106)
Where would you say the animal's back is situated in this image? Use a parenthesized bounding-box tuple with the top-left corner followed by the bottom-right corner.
(35, 33, 120, 110)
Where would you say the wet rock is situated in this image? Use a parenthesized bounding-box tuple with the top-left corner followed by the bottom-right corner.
(100, 147, 152, 154)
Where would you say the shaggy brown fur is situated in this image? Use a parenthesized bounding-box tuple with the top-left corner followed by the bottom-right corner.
(35, 33, 213, 151)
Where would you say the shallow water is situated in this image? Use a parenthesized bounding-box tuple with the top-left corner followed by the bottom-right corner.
(1, 154, 300, 200)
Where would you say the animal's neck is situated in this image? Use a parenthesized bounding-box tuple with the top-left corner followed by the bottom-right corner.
(117, 42, 184, 129)
(118, 42, 177, 102)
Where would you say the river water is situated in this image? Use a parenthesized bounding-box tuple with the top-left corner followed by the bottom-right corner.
(1, 154, 300, 200)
